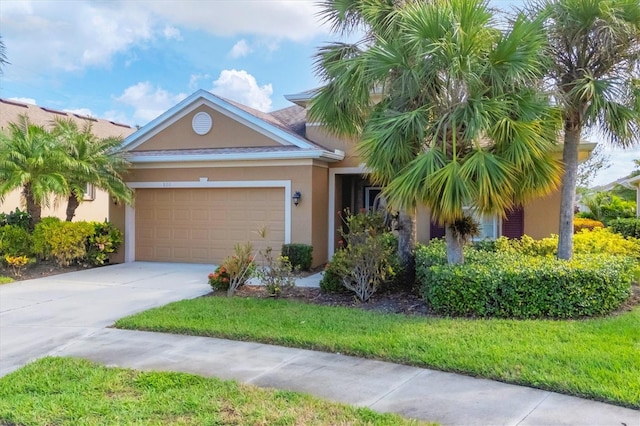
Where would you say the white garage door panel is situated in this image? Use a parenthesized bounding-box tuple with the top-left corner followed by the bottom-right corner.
(135, 188, 285, 263)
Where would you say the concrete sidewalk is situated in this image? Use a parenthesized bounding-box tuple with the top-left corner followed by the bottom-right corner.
(52, 328, 638, 426)
(1, 263, 638, 425)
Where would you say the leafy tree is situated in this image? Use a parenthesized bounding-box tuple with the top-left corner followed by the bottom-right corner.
(310, 0, 562, 264)
(576, 144, 611, 190)
(50, 117, 133, 221)
(0, 115, 69, 228)
(530, 0, 640, 259)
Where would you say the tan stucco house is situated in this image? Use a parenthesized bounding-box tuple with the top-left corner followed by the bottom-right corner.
(107, 89, 595, 266)
(0, 98, 135, 221)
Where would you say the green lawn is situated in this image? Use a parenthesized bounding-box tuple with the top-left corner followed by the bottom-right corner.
(0, 357, 427, 426)
(116, 296, 640, 408)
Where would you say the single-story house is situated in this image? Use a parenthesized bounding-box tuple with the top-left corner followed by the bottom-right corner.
(0, 98, 135, 221)
(107, 89, 596, 266)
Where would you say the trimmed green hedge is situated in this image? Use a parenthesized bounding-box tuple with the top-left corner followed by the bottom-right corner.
(609, 218, 640, 239)
(416, 241, 633, 319)
(281, 244, 313, 271)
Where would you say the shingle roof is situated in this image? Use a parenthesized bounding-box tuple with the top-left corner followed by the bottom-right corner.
(0, 98, 135, 140)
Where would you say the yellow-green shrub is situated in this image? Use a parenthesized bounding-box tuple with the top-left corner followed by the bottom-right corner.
(573, 217, 604, 233)
(33, 219, 95, 266)
(493, 228, 640, 259)
(0, 225, 33, 257)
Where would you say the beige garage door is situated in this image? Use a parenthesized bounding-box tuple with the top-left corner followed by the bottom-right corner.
(135, 187, 285, 263)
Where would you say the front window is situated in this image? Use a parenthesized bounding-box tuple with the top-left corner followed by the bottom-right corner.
(463, 207, 499, 240)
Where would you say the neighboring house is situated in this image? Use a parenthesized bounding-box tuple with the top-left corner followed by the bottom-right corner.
(109, 89, 596, 266)
(0, 98, 135, 221)
(588, 174, 640, 217)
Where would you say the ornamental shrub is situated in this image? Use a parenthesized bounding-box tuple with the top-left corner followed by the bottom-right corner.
(33, 219, 95, 266)
(573, 217, 604, 233)
(416, 248, 632, 319)
(208, 265, 231, 291)
(85, 221, 123, 266)
(490, 228, 640, 259)
(320, 210, 401, 297)
(609, 218, 640, 239)
(218, 242, 256, 296)
(281, 244, 313, 271)
(0, 208, 31, 230)
(573, 228, 640, 260)
(0, 225, 33, 257)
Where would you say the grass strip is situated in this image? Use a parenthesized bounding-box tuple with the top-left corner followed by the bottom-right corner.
(0, 276, 14, 284)
(116, 296, 640, 408)
(0, 357, 428, 426)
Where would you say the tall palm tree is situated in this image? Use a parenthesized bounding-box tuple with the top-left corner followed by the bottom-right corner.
(0, 115, 69, 228)
(310, 0, 562, 264)
(530, 0, 640, 260)
(50, 117, 133, 221)
(0, 35, 8, 74)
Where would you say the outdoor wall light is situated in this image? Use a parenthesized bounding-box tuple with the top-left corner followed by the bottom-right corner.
(292, 191, 302, 206)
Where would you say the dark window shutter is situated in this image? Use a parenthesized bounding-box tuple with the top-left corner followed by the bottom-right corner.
(430, 221, 446, 239)
(502, 206, 524, 238)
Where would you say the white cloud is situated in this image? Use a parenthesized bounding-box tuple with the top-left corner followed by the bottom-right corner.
(64, 108, 94, 118)
(114, 82, 187, 124)
(1, 1, 156, 74)
(163, 25, 182, 41)
(9, 97, 37, 105)
(211, 70, 273, 112)
(229, 40, 252, 59)
(146, 1, 328, 41)
(189, 73, 211, 90)
(103, 110, 132, 126)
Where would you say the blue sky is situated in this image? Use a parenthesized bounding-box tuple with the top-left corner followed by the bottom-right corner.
(0, 0, 637, 186)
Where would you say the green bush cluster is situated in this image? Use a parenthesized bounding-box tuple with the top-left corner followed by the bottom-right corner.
(417, 233, 635, 319)
(0, 226, 33, 257)
(33, 219, 96, 266)
(281, 243, 313, 271)
(609, 218, 640, 239)
(0, 208, 31, 230)
(417, 247, 633, 319)
(0, 217, 123, 268)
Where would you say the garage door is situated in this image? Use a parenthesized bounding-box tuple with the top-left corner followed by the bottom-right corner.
(135, 188, 285, 263)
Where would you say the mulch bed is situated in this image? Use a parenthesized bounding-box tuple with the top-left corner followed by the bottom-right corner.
(220, 282, 640, 318)
(1, 260, 94, 282)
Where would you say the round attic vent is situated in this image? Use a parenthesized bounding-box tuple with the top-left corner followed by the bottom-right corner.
(192, 112, 212, 135)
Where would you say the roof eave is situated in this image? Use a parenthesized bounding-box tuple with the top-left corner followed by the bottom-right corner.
(129, 149, 345, 164)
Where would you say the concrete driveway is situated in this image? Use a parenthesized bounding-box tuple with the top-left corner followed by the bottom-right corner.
(0, 262, 212, 377)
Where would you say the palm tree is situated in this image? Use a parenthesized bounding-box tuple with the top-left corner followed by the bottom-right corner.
(0, 115, 69, 228)
(310, 0, 562, 264)
(50, 117, 133, 221)
(0, 35, 8, 74)
(530, 0, 640, 260)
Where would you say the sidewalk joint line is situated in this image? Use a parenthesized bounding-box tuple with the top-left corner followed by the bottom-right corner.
(515, 392, 551, 426)
(367, 368, 424, 408)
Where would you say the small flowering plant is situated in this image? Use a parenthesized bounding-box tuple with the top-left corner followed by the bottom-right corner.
(208, 265, 231, 291)
(5, 255, 30, 277)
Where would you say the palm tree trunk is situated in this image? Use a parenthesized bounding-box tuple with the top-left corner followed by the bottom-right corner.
(445, 224, 464, 264)
(397, 209, 416, 284)
(558, 124, 581, 260)
(22, 183, 41, 229)
(65, 192, 80, 222)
